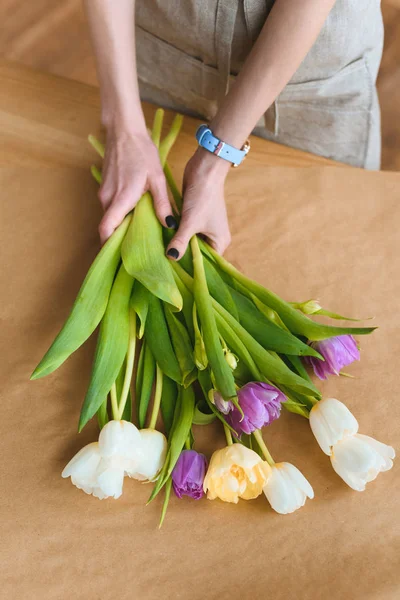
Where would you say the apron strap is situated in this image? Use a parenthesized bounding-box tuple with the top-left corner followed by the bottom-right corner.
(215, 0, 239, 102)
(243, 0, 269, 44)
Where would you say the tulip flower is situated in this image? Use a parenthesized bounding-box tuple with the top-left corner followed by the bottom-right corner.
(263, 462, 314, 514)
(305, 334, 360, 380)
(62, 420, 143, 499)
(203, 444, 271, 503)
(128, 429, 167, 481)
(309, 397, 359, 455)
(212, 391, 233, 415)
(310, 399, 395, 490)
(98, 419, 143, 468)
(172, 450, 208, 499)
(224, 382, 285, 437)
(330, 434, 395, 491)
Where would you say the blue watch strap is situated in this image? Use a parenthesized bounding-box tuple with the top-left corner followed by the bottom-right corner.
(195, 124, 249, 167)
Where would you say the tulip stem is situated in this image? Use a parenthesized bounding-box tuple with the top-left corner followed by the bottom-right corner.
(253, 430, 275, 465)
(116, 307, 137, 420)
(110, 383, 119, 420)
(224, 423, 233, 446)
(185, 436, 191, 450)
(149, 364, 163, 429)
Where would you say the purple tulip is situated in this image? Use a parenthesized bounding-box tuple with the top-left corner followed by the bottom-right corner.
(171, 450, 208, 500)
(305, 335, 360, 380)
(213, 392, 234, 415)
(225, 382, 285, 437)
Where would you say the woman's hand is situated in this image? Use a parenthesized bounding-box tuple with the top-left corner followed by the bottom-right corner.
(166, 148, 232, 260)
(98, 125, 174, 244)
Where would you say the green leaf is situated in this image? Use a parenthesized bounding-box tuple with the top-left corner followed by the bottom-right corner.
(203, 257, 239, 320)
(97, 398, 109, 430)
(90, 165, 102, 185)
(193, 401, 216, 425)
(151, 109, 164, 147)
(282, 399, 310, 418)
(130, 281, 150, 339)
(214, 311, 262, 380)
(88, 134, 105, 158)
(315, 308, 371, 321)
(31, 215, 131, 380)
(164, 163, 183, 213)
(172, 269, 195, 340)
(164, 304, 196, 387)
(159, 478, 173, 528)
(136, 340, 156, 428)
(212, 300, 321, 398)
(193, 303, 208, 370)
(284, 355, 313, 383)
(159, 114, 183, 166)
(165, 385, 195, 478)
(78, 264, 135, 431)
(148, 385, 194, 502)
(205, 246, 376, 341)
(229, 286, 321, 357)
(190, 237, 237, 401)
(121, 192, 182, 309)
(145, 293, 182, 384)
(160, 374, 178, 435)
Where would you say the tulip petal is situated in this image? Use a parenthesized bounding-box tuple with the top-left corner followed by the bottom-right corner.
(62, 442, 101, 480)
(263, 462, 313, 514)
(204, 445, 268, 503)
(128, 429, 167, 481)
(330, 433, 395, 491)
(98, 420, 142, 460)
(96, 461, 125, 499)
(310, 398, 358, 455)
(356, 434, 395, 471)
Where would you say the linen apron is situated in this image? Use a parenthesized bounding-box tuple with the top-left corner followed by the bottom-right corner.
(135, 0, 383, 169)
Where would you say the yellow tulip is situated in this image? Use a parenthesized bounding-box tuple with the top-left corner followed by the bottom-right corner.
(203, 444, 271, 503)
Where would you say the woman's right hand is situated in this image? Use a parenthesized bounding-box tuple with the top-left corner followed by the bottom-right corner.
(97, 124, 175, 244)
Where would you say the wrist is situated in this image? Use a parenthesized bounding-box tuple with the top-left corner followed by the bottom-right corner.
(101, 97, 147, 137)
(190, 146, 232, 179)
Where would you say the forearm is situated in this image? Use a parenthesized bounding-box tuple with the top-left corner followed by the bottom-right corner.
(83, 0, 146, 134)
(210, 0, 336, 147)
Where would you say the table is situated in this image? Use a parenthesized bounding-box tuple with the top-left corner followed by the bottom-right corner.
(1, 60, 399, 600)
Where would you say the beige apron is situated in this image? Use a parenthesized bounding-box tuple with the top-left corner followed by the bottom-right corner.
(135, 0, 383, 169)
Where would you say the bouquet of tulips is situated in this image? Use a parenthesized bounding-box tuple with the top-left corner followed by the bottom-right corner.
(31, 110, 395, 523)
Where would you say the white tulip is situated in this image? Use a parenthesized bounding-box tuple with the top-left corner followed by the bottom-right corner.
(309, 397, 359, 455)
(95, 457, 125, 499)
(128, 429, 167, 481)
(62, 442, 102, 495)
(330, 434, 395, 491)
(98, 419, 143, 468)
(263, 462, 314, 514)
(62, 420, 144, 499)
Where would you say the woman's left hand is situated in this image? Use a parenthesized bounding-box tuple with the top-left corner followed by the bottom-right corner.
(166, 148, 232, 260)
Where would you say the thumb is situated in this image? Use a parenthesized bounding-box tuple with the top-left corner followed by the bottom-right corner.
(166, 212, 197, 260)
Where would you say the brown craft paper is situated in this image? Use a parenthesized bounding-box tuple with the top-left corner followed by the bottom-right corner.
(1, 165, 400, 600)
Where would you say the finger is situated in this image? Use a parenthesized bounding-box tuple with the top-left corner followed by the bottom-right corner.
(98, 180, 115, 211)
(166, 212, 197, 260)
(150, 170, 176, 229)
(97, 155, 115, 211)
(98, 184, 142, 244)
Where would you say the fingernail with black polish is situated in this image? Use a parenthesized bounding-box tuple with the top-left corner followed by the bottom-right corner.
(167, 248, 180, 260)
(165, 215, 178, 229)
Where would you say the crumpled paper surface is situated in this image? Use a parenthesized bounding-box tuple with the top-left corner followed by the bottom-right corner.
(1, 165, 399, 600)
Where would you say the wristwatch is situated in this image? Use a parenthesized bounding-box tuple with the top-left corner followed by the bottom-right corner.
(195, 124, 250, 167)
